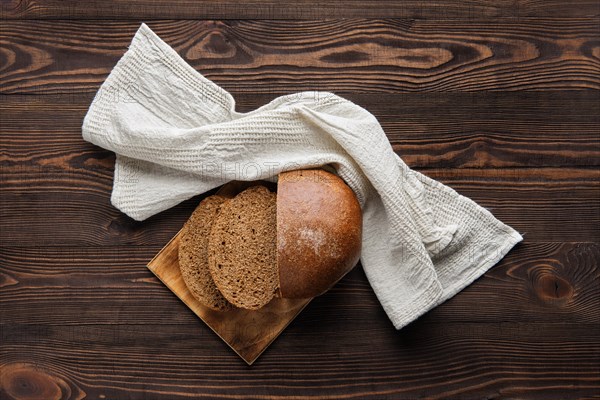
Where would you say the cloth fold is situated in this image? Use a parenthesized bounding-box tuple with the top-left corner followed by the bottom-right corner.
(82, 23, 522, 329)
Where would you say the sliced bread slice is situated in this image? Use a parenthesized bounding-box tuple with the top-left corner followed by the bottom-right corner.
(208, 185, 278, 310)
(179, 195, 233, 311)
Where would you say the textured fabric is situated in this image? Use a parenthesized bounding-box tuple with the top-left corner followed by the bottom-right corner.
(82, 24, 523, 329)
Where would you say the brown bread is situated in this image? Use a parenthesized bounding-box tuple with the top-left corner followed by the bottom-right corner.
(179, 195, 233, 311)
(276, 169, 362, 298)
(181, 170, 362, 311)
(208, 186, 278, 310)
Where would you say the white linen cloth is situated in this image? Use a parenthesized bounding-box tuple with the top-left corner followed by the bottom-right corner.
(82, 24, 522, 329)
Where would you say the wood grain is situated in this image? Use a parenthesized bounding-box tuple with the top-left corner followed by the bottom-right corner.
(1, 322, 599, 399)
(1, 19, 599, 94)
(1, 243, 598, 326)
(5, 166, 600, 224)
(2, 92, 599, 169)
(3, 91, 598, 247)
(3, 236, 593, 400)
(2, 0, 599, 20)
(2, 241, 599, 397)
(2, 166, 598, 246)
(1, 3, 599, 398)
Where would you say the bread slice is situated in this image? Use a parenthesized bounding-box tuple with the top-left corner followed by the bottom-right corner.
(208, 186, 278, 310)
(179, 195, 233, 311)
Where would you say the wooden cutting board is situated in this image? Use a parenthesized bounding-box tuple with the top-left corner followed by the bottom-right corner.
(147, 181, 311, 365)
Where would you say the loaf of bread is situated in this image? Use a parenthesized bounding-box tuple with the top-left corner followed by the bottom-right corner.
(276, 169, 362, 298)
(179, 169, 362, 311)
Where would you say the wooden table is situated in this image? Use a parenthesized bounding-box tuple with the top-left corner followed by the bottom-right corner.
(1, 1, 599, 399)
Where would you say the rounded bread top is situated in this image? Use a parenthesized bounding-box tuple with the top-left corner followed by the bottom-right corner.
(277, 169, 362, 298)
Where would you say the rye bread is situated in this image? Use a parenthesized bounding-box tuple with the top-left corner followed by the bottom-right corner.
(276, 169, 362, 298)
(208, 186, 278, 310)
(179, 195, 233, 311)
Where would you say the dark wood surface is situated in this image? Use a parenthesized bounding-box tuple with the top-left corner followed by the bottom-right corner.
(1, 1, 599, 398)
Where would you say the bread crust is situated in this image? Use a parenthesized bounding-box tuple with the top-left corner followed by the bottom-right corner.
(276, 169, 362, 298)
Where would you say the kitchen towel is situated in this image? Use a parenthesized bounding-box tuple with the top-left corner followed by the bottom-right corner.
(82, 23, 523, 329)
